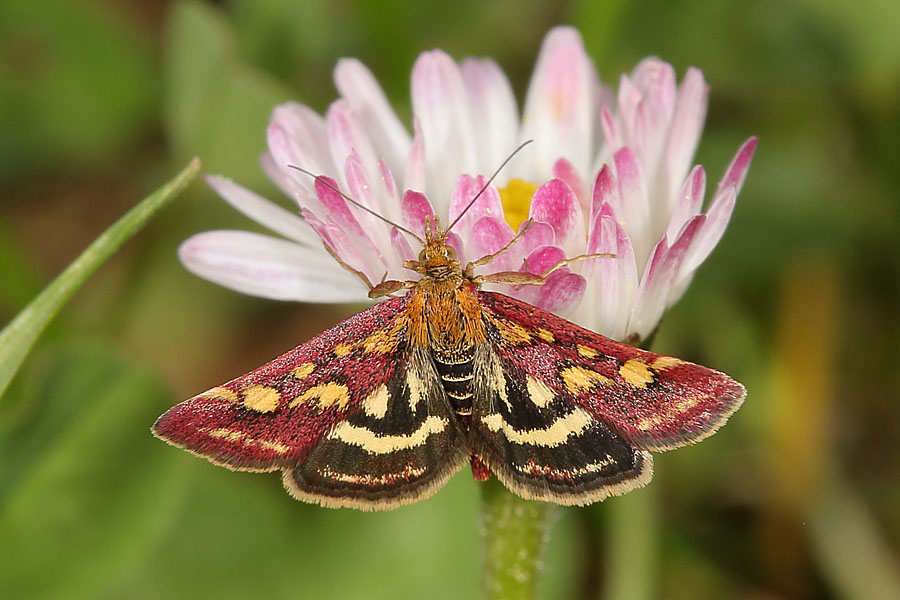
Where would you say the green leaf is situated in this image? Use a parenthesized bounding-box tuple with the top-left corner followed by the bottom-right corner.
(0, 341, 187, 599)
(0, 158, 201, 402)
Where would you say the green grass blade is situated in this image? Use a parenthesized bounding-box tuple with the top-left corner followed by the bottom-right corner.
(0, 158, 201, 401)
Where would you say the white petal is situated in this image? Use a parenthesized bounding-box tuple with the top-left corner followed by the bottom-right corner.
(179, 231, 368, 303)
(521, 27, 597, 180)
(267, 103, 336, 189)
(205, 175, 319, 246)
(659, 67, 708, 205)
(334, 58, 411, 176)
(411, 50, 477, 199)
(326, 99, 378, 191)
(460, 57, 519, 174)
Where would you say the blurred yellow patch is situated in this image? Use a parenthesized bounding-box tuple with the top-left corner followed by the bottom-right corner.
(499, 178, 538, 231)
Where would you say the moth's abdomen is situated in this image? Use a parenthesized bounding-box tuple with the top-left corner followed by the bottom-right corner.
(433, 348, 476, 424)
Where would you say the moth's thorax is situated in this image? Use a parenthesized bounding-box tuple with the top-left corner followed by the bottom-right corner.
(406, 269, 486, 424)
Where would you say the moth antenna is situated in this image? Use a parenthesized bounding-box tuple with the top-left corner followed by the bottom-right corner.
(287, 165, 426, 246)
(445, 139, 533, 234)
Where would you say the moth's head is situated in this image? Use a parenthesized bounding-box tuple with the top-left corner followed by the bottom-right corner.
(403, 215, 461, 279)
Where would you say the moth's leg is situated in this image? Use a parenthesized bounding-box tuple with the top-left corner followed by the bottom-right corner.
(472, 271, 545, 286)
(472, 252, 616, 287)
(320, 242, 376, 290)
(463, 220, 534, 278)
(537, 252, 616, 279)
(369, 279, 416, 299)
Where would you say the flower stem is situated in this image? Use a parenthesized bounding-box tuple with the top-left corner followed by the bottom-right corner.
(480, 478, 552, 600)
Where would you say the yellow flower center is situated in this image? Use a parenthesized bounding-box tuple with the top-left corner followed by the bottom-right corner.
(499, 178, 539, 231)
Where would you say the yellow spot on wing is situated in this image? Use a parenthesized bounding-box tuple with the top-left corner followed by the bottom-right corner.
(577, 344, 599, 358)
(333, 342, 354, 357)
(291, 362, 315, 379)
(636, 396, 703, 431)
(526, 376, 556, 408)
(207, 428, 289, 454)
(199, 387, 239, 402)
(209, 428, 244, 441)
(561, 365, 612, 393)
(537, 328, 555, 343)
(242, 385, 281, 413)
(362, 384, 390, 419)
(258, 440, 290, 454)
(497, 319, 532, 345)
(651, 356, 684, 371)
(292, 382, 351, 410)
(620, 359, 655, 388)
(362, 325, 401, 354)
(328, 416, 447, 454)
(488, 354, 513, 412)
(482, 409, 594, 447)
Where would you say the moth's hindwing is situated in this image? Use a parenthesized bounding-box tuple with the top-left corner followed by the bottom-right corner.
(152, 296, 466, 510)
(469, 343, 652, 505)
(285, 346, 467, 509)
(469, 291, 746, 503)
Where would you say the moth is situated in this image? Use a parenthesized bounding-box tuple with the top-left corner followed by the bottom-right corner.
(153, 178, 745, 511)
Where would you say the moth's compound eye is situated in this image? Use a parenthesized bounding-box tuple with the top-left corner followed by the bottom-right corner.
(417, 249, 428, 262)
(445, 245, 457, 260)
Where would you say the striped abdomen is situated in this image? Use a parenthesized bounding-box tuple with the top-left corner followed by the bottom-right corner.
(432, 347, 476, 426)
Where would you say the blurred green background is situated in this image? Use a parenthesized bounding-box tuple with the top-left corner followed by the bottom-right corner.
(1, 0, 898, 598)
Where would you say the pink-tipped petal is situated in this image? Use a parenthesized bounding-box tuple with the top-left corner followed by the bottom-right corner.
(528, 178, 586, 255)
(660, 67, 709, 202)
(444, 231, 465, 263)
(632, 215, 705, 340)
(400, 190, 435, 239)
(679, 185, 737, 277)
(378, 158, 398, 201)
(532, 271, 586, 314)
(334, 58, 411, 175)
(205, 175, 318, 246)
(521, 27, 597, 179)
(411, 50, 477, 198)
(600, 104, 620, 149)
(590, 164, 619, 223)
(301, 208, 372, 280)
(460, 57, 519, 172)
(716, 136, 758, 196)
(448, 175, 504, 236)
(178, 231, 367, 303)
(612, 148, 651, 265)
(518, 220, 556, 256)
(390, 228, 417, 264)
(344, 153, 394, 251)
(314, 176, 388, 277)
(469, 216, 515, 272)
(553, 158, 589, 215)
(628, 59, 678, 183)
(326, 99, 378, 187)
(665, 165, 706, 241)
(522, 245, 567, 277)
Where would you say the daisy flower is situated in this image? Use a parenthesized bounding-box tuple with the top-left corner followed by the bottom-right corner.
(181, 26, 755, 343)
